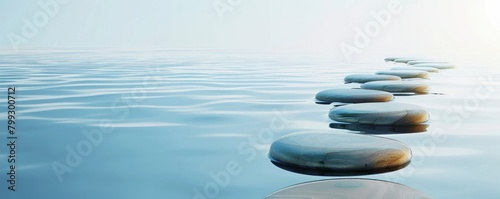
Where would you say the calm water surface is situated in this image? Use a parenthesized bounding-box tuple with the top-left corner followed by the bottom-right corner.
(0, 50, 499, 198)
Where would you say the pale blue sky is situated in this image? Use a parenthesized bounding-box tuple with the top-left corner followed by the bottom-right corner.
(1, 0, 500, 55)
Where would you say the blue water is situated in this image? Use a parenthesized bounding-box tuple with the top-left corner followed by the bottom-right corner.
(1, 49, 500, 198)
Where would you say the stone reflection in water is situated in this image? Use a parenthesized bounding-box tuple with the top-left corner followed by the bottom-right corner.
(329, 123, 428, 134)
(265, 178, 432, 199)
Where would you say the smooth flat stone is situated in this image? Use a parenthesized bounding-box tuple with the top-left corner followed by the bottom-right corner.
(393, 58, 426, 63)
(376, 70, 429, 79)
(361, 80, 430, 93)
(407, 60, 448, 65)
(265, 179, 432, 199)
(344, 74, 401, 83)
(269, 131, 412, 176)
(384, 57, 398, 62)
(384, 57, 415, 62)
(329, 102, 429, 125)
(315, 89, 394, 103)
(412, 63, 456, 69)
(330, 123, 428, 134)
(391, 66, 439, 73)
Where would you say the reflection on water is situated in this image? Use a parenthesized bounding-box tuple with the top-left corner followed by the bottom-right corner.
(265, 178, 431, 199)
(271, 160, 411, 176)
(329, 123, 428, 134)
(0, 50, 499, 198)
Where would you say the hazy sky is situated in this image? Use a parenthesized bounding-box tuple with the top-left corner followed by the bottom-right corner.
(1, 0, 500, 56)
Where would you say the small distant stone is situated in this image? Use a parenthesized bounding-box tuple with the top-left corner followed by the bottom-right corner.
(315, 89, 394, 103)
(393, 58, 426, 63)
(361, 80, 430, 93)
(329, 102, 429, 125)
(384, 57, 415, 62)
(384, 57, 400, 62)
(344, 74, 401, 83)
(265, 179, 432, 199)
(376, 70, 429, 79)
(391, 66, 439, 73)
(269, 131, 412, 176)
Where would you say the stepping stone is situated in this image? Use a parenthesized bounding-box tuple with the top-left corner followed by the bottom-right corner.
(329, 123, 428, 134)
(384, 57, 415, 62)
(265, 179, 432, 199)
(315, 89, 394, 103)
(329, 102, 429, 125)
(407, 60, 448, 65)
(344, 74, 401, 83)
(360, 80, 430, 93)
(269, 131, 412, 176)
(376, 70, 429, 79)
(393, 58, 425, 63)
(413, 63, 456, 69)
(384, 57, 406, 62)
(391, 66, 439, 73)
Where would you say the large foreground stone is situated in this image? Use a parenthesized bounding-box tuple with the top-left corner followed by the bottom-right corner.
(269, 131, 412, 176)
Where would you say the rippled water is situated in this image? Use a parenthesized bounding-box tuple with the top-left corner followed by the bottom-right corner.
(1, 49, 500, 198)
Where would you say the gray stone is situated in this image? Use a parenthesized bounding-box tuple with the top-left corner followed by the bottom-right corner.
(361, 80, 430, 93)
(265, 179, 432, 199)
(315, 89, 394, 103)
(384, 57, 415, 62)
(344, 74, 401, 83)
(329, 102, 429, 125)
(393, 58, 425, 63)
(269, 131, 412, 175)
(412, 63, 455, 69)
(407, 60, 448, 65)
(376, 70, 429, 79)
(391, 66, 439, 73)
(385, 57, 398, 62)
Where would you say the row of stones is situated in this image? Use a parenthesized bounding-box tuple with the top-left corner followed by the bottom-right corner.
(266, 57, 453, 197)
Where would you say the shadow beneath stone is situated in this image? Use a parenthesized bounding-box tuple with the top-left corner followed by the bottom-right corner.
(265, 178, 432, 198)
(314, 100, 331, 105)
(270, 160, 410, 177)
(329, 123, 428, 134)
(315, 100, 349, 107)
